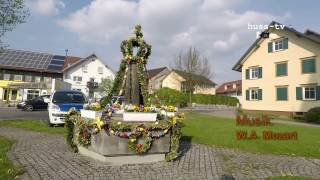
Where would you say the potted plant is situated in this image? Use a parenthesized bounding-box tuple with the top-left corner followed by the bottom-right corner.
(81, 103, 103, 119)
(161, 105, 178, 117)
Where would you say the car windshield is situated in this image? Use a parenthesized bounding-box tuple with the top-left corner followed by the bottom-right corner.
(52, 92, 86, 104)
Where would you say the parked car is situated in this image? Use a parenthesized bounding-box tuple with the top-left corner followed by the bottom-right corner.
(48, 90, 87, 126)
(17, 95, 51, 112)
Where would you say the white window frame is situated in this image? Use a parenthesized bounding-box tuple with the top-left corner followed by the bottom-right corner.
(82, 65, 88, 73)
(249, 68, 259, 79)
(34, 76, 41, 83)
(3, 74, 10, 80)
(302, 86, 316, 100)
(273, 39, 284, 51)
(14, 75, 23, 81)
(98, 66, 103, 74)
(249, 88, 259, 101)
(25, 75, 32, 82)
(73, 76, 82, 82)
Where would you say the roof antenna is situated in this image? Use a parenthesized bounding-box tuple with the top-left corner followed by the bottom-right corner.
(65, 49, 69, 57)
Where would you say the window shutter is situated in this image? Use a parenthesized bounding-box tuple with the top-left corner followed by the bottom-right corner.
(283, 38, 288, 49)
(316, 86, 320, 100)
(302, 59, 316, 73)
(268, 42, 273, 53)
(296, 87, 302, 100)
(276, 87, 288, 100)
(245, 69, 249, 79)
(276, 63, 287, 76)
(258, 89, 262, 100)
(258, 67, 262, 78)
(246, 90, 249, 101)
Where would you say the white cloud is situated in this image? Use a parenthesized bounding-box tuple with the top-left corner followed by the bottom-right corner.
(26, 0, 65, 15)
(58, 0, 290, 83)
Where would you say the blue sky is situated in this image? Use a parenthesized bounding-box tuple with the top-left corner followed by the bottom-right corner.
(3, 0, 320, 84)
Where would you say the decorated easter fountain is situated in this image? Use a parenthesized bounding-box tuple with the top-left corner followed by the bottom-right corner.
(65, 25, 184, 164)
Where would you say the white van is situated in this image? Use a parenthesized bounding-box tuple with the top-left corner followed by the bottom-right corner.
(47, 90, 87, 126)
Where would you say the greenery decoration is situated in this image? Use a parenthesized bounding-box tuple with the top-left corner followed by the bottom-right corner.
(128, 126, 152, 154)
(101, 24, 152, 106)
(64, 109, 79, 152)
(65, 110, 185, 161)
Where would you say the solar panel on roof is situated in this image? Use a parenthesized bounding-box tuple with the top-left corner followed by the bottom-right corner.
(52, 55, 65, 60)
(50, 60, 65, 65)
(48, 65, 63, 71)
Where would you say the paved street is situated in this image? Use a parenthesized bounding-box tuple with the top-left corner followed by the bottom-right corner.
(1, 126, 319, 180)
(0, 107, 49, 120)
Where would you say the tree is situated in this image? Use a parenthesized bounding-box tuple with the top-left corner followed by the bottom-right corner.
(97, 77, 114, 97)
(173, 46, 213, 106)
(0, 0, 29, 48)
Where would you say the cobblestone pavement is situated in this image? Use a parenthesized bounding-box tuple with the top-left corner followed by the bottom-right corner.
(1, 127, 320, 180)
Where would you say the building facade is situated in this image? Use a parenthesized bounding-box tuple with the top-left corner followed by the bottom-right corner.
(233, 22, 320, 115)
(216, 80, 242, 103)
(147, 67, 216, 95)
(0, 49, 76, 103)
(63, 54, 115, 99)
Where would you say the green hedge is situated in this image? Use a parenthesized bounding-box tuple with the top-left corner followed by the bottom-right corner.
(153, 88, 239, 107)
(154, 88, 188, 107)
(303, 107, 320, 123)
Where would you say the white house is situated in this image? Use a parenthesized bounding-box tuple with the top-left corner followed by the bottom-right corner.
(63, 54, 115, 99)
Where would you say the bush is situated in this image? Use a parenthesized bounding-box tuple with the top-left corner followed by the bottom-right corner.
(154, 88, 188, 107)
(153, 88, 239, 107)
(304, 107, 320, 123)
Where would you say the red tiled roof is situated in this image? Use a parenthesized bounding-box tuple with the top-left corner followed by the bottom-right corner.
(216, 80, 242, 94)
(63, 56, 82, 70)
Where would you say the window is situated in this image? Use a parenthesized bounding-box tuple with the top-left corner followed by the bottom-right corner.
(250, 68, 259, 79)
(276, 87, 288, 101)
(98, 66, 103, 74)
(44, 77, 52, 83)
(25, 75, 32, 82)
(73, 76, 82, 82)
(35, 76, 41, 83)
(246, 88, 262, 101)
(276, 62, 287, 76)
(82, 65, 88, 72)
(302, 58, 316, 73)
(14, 75, 23, 81)
(27, 90, 40, 100)
(3, 74, 10, 80)
(250, 89, 258, 100)
(274, 39, 283, 51)
(303, 87, 316, 100)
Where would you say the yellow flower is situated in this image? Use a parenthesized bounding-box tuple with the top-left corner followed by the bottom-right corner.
(172, 117, 177, 125)
(110, 130, 114, 134)
(155, 121, 159, 125)
(139, 128, 144, 131)
(117, 121, 122, 125)
(130, 138, 136, 142)
(164, 129, 168, 134)
(144, 106, 150, 112)
(93, 117, 104, 130)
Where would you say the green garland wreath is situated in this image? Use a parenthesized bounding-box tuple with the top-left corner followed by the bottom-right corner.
(128, 131, 152, 154)
(101, 24, 151, 106)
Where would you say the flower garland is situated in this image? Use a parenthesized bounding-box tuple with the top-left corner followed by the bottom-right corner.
(127, 125, 152, 154)
(65, 108, 185, 161)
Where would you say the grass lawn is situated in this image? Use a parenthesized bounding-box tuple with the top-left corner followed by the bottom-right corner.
(182, 113, 320, 158)
(0, 136, 24, 180)
(0, 120, 65, 134)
